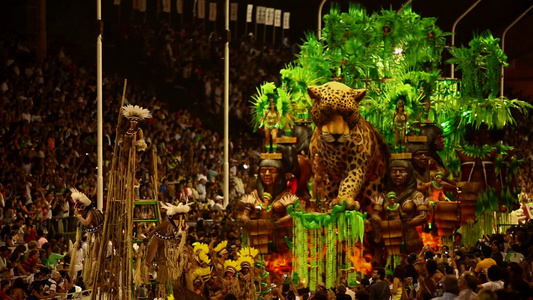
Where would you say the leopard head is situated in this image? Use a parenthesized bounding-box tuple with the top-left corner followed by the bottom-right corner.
(307, 82, 366, 144)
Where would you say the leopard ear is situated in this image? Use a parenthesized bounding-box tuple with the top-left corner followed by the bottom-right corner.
(352, 89, 366, 103)
(307, 86, 321, 104)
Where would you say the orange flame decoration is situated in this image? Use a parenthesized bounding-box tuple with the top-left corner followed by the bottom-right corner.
(417, 227, 440, 249)
(265, 255, 292, 275)
(349, 247, 373, 276)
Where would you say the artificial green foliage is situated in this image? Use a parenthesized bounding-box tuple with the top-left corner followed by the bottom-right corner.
(247, 6, 532, 264)
(296, 33, 333, 84)
(447, 31, 508, 99)
(476, 186, 499, 215)
(276, 87, 294, 130)
(289, 200, 366, 289)
(280, 64, 318, 117)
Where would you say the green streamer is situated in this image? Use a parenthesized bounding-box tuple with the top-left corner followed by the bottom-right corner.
(309, 229, 317, 291)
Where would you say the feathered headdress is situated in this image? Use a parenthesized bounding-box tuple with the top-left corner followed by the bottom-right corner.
(213, 240, 228, 255)
(192, 242, 209, 256)
(238, 247, 259, 260)
(192, 267, 212, 283)
(70, 188, 91, 208)
(197, 251, 211, 265)
(160, 202, 190, 216)
(224, 259, 241, 275)
(123, 105, 152, 122)
(237, 255, 254, 269)
(250, 82, 277, 131)
(240, 194, 257, 207)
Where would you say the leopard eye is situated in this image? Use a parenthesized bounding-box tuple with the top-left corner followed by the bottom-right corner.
(321, 109, 330, 117)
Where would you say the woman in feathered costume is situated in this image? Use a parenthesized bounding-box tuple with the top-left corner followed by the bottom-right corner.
(120, 104, 151, 170)
(251, 83, 293, 153)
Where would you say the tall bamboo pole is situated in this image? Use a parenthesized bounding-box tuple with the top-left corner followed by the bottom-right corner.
(91, 80, 127, 299)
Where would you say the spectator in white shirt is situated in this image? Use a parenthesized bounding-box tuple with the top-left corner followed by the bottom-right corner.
(478, 265, 504, 292)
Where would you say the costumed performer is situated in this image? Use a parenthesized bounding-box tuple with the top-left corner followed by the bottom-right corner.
(420, 172, 459, 203)
(221, 259, 241, 297)
(191, 267, 212, 296)
(70, 187, 104, 287)
(202, 267, 225, 300)
(238, 247, 259, 300)
(71, 187, 104, 262)
(120, 104, 151, 171)
(251, 83, 292, 154)
(392, 100, 408, 150)
(143, 202, 190, 285)
(210, 240, 229, 276)
(187, 243, 212, 291)
(260, 100, 281, 153)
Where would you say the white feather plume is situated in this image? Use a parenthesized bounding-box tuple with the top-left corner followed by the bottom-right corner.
(161, 202, 190, 216)
(276, 194, 298, 208)
(240, 194, 256, 206)
(372, 194, 385, 206)
(70, 188, 91, 207)
(136, 139, 148, 151)
(413, 193, 428, 207)
(123, 104, 152, 120)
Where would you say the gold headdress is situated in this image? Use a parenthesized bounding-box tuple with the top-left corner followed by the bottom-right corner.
(192, 267, 213, 283)
(213, 240, 228, 256)
(198, 251, 211, 265)
(237, 255, 254, 269)
(224, 259, 241, 275)
(192, 242, 209, 255)
(238, 247, 259, 259)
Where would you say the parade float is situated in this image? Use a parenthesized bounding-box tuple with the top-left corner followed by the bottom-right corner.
(242, 3, 532, 292)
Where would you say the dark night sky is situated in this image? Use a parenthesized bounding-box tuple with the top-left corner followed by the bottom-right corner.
(2, 0, 532, 96)
(2, 0, 531, 52)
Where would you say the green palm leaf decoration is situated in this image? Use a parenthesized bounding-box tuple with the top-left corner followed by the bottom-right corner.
(296, 33, 333, 84)
(276, 87, 295, 130)
(280, 64, 318, 121)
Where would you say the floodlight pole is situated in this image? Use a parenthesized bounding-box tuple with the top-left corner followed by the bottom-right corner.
(97, 0, 104, 210)
(223, 0, 230, 208)
(450, 0, 482, 79)
(500, 4, 533, 98)
(317, 0, 328, 39)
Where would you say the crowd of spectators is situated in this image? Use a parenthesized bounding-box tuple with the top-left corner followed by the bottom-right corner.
(0, 15, 296, 296)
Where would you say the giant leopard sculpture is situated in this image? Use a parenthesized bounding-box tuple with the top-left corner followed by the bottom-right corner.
(308, 82, 390, 211)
